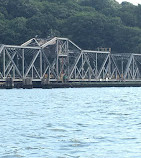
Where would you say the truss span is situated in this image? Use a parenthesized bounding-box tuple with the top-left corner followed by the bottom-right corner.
(0, 37, 141, 83)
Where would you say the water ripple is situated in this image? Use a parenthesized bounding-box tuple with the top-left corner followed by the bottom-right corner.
(0, 88, 141, 157)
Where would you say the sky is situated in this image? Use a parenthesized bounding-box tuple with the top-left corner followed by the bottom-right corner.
(116, 0, 141, 5)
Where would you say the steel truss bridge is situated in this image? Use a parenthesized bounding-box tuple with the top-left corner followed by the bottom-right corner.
(0, 37, 141, 83)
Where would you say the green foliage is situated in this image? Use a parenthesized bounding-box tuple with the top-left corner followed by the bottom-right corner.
(0, 0, 141, 53)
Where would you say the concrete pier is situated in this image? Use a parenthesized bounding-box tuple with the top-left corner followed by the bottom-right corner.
(5, 78, 14, 89)
(41, 77, 49, 85)
(23, 78, 33, 89)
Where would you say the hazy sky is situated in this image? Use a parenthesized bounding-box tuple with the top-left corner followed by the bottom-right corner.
(116, 0, 141, 5)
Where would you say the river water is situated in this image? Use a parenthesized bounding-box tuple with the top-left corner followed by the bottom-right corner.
(0, 87, 141, 158)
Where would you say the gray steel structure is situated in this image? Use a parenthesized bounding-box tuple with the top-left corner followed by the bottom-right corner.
(0, 37, 141, 82)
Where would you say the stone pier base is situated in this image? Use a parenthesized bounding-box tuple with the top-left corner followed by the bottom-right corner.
(23, 78, 33, 89)
(5, 78, 14, 89)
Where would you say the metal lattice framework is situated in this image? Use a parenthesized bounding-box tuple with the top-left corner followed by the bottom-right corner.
(0, 37, 141, 82)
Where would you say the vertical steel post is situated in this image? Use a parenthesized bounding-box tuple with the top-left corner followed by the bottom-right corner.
(67, 40, 69, 77)
(96, 53, 97, 79)
(109, 54, 111, 78)
(121, 57, 123, 79)
(116, 70, 117, 80)
(13, 66, 15, 79)
(75, 68, 76, 79)
(49, 67, 50, 81)
(133, 55, 134, 79)
(32, 65, 33, 79)
(89, 67, 90, 80)
(82, 53, 84, 79)
(22, 49, 24, 78)
(40, 50, 42, 78)
(3, 48, 6, 78)
(56, 39, 59, 80)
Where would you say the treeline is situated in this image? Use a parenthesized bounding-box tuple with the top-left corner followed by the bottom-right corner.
(0, 0, 141, 53)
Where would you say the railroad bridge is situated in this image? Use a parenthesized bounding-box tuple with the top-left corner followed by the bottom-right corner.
(0, 37, 141, 85)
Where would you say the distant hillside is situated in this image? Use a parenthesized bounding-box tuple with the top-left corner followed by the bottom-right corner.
(0, 0, 141, 53)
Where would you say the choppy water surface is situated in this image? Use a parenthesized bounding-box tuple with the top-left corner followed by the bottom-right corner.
(0, 87, 141, 158)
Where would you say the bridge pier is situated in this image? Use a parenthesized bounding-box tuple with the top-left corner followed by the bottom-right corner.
(5, 77, 14, 89)
(41, 77, 50, 88)
(23, 78, 33, 89)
